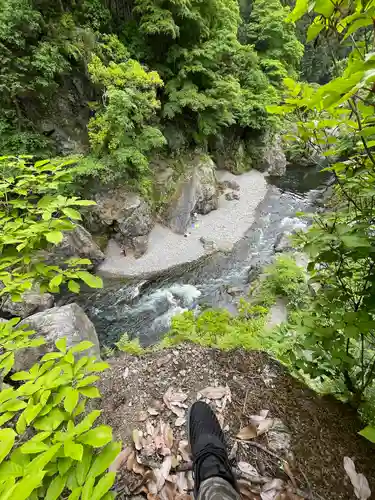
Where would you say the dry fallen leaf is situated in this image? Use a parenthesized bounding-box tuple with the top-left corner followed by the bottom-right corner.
(236, 424, 257, 440)
(154, 455, 173, 492)
(160, 480, 176, 500)
(257, 419, 275, 436)
(146, 420, 155, 436)
(133, 459, 147, 476)
(178, 440, 191, 462)
(238, 462, 259, 477)
(138, 410, 148, 422)
(148, 407, 160, 416)
(175, 472, 188, 493)
(343, 457, 371, 500)
(238, 479, 260, 500)
(109, 447, 132, 472)
(200, 386, 228, 400)
(126, 450, 136, 471)
(175, 417, 186, 427)
(164, 387, 188, 409)
(122, 367, 129, 379)
(260, 409, 269, 418)
(132, 429, 143, 450)
(260, 479, 284, 500)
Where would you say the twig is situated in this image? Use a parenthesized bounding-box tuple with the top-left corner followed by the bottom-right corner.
(242, 389, 249, 415)
(240, 441, 283, 461)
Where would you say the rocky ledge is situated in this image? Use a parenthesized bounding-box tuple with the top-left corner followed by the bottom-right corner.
(98, 169, 268, 279)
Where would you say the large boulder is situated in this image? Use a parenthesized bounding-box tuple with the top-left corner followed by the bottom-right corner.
(259, 135, 287, 176)
(165, 155, 219, 234)
(214, 141, 251, 175)
(1, 285, 54, 319)
(15, 303, 101, 371)
(90, 189, 154, 258)
(54, 225, 105, 267)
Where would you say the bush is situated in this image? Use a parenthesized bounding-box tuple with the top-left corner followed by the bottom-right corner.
(0, 156, 103, 300)
(0, 319, 120, 500)
(115, 333, 145, 356)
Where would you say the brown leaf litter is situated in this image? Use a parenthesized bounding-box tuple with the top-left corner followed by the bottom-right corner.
(98, 345, 375, 499)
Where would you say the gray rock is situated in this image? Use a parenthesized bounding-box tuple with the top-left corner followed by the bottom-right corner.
(15, 304, 101, 371)
(274, 232, 293, 253)
(259, 135, 287, 176)
(165, 155, 219, 234)
(133, 235, 149, 259)
(225, 192, 240, 201)
(52, 225, 105, 267)
(92, 188, 153, 252)
(219, 179, 240, 191)
(2, 285, 54, 319)
(199, 236, 217, 251)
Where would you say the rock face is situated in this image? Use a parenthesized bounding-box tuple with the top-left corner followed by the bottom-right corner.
(54, 225, 105, 267)
(215, 141, 250, 175)
(15, 303, 101, 371)
(91, 189, 154, 258)
(1, 285, 54, 319)
(274, 232, 293, 253)
(165, 155, 219, 234)
(259, 135, 287, 176)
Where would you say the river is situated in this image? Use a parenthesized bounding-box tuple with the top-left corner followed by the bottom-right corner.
(77, 165, 330, 347)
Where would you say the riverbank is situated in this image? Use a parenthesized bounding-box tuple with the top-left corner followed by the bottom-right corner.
(98, 170, 268, 279)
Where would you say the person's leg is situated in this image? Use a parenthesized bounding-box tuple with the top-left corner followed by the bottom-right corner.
(196, 477, 240, 500)
(188, 401, 240, 500)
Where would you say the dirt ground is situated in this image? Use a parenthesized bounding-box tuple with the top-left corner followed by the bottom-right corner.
(98, 344, 375, 500)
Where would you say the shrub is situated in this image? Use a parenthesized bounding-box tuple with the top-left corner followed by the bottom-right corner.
(115, 333, 145, 356)
(0, 156, 103, 300)
(0, 319, 120, 500)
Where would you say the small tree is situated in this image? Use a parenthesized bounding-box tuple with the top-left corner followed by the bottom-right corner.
(268, 0, 375, 406)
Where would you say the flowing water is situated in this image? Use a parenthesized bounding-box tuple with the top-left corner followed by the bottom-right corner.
(77, 165, 330, 347)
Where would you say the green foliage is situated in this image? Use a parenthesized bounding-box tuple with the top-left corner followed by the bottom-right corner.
(245, 0, 304, 83)
(267, 0, 375, 409)
(260, 254, 309, 310)
(87, 36, 166, 188)
(0, 156, 102, 299)
(0, 318, 120, 500)
(115, 333, 145, 355)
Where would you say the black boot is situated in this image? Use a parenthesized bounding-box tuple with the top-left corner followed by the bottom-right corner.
(188, 401, 237, 496)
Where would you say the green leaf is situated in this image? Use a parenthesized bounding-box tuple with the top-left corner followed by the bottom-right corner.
(0, 412, 15, 426)
(20, 440, 49, 454)
(359, 426, 375, 443)
(71, 200, 96, 206)
(68, 487, 82, 500)
(0, 399, 27, 412)
(76, 448, 92, 486)
(0, 429, 16, 464)
(344, 17, 373, 40)
(40, 352, 64, 362)
(45, 473, 67, 500)
(288, 0, 308, 22)
(49, 274, 63, 289)
(64, 388, 79, 413)
(74, 410, 101, 435)
(76, 271, 103, 289)
(78, 425, 113, 448)
(68, 280, 80, 293)
(91, 472, 116, 500)
(10, 470, 46, 500)
(89, 442, 122, 478)
(34, 407, 66, 431)
(58, 457, 73, 476)
(64, 440, 83, 461)
(46, 231, 64, 244)
(81, 476, 95, 500)
(307, 20, 324, 42)
(341, 235, 371, 248)
(76, 376, 100, 388)
(71, 341, 94, 353)
(79, 386, 101, 398)
(0, 460, 23, 481)
(64, 350, 75, 364)
(56, 338, 67, 353)
(63, 208, 82, 220)
(86, 362, 110, 373)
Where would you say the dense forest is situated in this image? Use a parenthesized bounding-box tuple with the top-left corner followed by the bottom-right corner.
(2, 0, 375, 498)
(0, 0, 303, 189)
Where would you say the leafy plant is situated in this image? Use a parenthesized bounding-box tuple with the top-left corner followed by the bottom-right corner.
(0, 156, 102, 300)
(115, 333, 145, 356)
(267, 0, 375, 408)
(0, 318, 120, 500)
